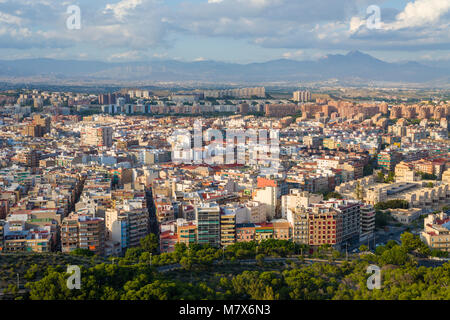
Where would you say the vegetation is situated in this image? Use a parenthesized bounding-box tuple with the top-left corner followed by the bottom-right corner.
(2, 235, 449, 300)
(375, 210, 392, 228)
(323, 192, 343, 200)
(374, 200, 409, 211)
(17, 233, 449, 300)
(377, 171, 395, 183)
(70, 248, 95, 257)
(418, 172, 437, 180)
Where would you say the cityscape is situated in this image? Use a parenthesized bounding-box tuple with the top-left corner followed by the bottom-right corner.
(0, 0, 449, 310)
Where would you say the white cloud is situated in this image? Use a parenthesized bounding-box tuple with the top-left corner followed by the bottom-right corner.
(104, 0, 145, 21)
(388, 0, 450, 30)
(0, 0, 448, 60)
(108, 50, 145, 61)
(350, 0, 450, 33)
(0, 11, 22, 25)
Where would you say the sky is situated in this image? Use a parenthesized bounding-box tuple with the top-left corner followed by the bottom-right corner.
(0, 0, 449, 63)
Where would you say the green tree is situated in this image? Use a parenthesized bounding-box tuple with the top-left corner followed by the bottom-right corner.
(70, 248, 94, 257)
(359, 245, 369, 252)
(140, 233, 159, 254)
(256, 254, 265, 267)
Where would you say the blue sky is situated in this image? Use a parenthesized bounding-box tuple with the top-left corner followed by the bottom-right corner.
(0, 0, 449, 63)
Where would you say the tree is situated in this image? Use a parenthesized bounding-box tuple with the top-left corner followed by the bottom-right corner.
(140, 234, 159, 254)
(418, 172, 437, 180)
(375, 211, 390, 228)
(379, 246, 410, 265)
(385, 171, 395, 183)
(400, 232, 431, 256)
(377, 171, 385, 182)
(359, 245, 368, 252)
(256, 254, 265, 267)
(375, 200, 409, 211)
(180, 257, 193, 270)
(324, 192, 343, 200)
(26, 271, 74, 300)
(70, 248, 94, 257)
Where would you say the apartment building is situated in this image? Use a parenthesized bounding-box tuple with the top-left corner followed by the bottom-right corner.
(360, 205, 376, 238)
(177, 220, 197, 247)
(293, 90, 311, 103)
(378, 151, 402, 172)
(272, 219, 291, 240)
(81, 126, 113, 148)
(421, 212, 450, 252)
(220, 212, 236, 247)
(282, 189, 323, 218)
(0, 220, 4, 249)
(1, 221, 52, 253)
(265, 104, 299, 117)
(236, 223, 256, 242)
(61, 214, 105, 256)
(253, 186, 278, 221)
(195, 202, 220, 247)
(290, 206, 342, 246)
(106, 206, 149, 253)
(288, 200, 362, 247)
(33, 115, 51, 134)
(395, 161, 416, 182)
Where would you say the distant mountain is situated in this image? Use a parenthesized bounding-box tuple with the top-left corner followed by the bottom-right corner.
(0, 51, 448, 84)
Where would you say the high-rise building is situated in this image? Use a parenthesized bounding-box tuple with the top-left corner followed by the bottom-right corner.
(98, 93, 117, 105)
(282, 189, 323, 218)
(32, 115, 51, 134)
(81, 126, 113, 147)
(195, 202, 220, 247)
(293, 90, 311, 102)
(0, 220, 4, 250)
(106, 207, 149, 252)
(105, 209, 128, 253)
(378, 151, 401, 172)
(360, 205, 376, 239)
(13, 149, 39, 168)
(253, 186, 278, 221)
(220, 212, 236, 247)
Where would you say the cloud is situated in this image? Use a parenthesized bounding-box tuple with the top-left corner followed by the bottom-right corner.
(282, 50, 304, 59)
(0, 0, 448, 60)
(390, 0, 450, 30)
(104, 0, 144, 21)
(108, 50, 146, 61)
(350, 0, 450, 32)
(0, 11, 22, 25)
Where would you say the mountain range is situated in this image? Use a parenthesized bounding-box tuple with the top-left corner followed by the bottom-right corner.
(0, 51, 448, 85)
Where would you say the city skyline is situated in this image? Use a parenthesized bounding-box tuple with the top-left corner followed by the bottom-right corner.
(0, 0, 449, 307)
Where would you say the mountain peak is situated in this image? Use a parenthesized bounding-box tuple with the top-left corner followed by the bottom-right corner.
(346, 50, 368, 57)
